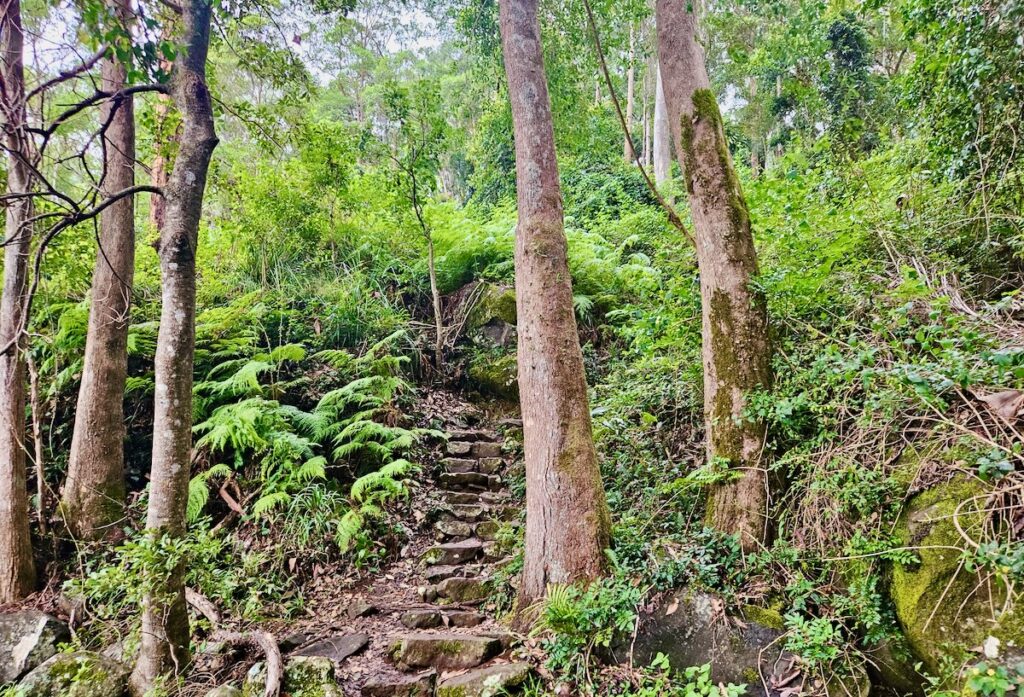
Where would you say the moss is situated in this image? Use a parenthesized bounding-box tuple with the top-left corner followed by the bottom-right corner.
(891, 475, 1017, 676)
(467, 283, 517, 329)
(740, 604, 785, 631)
(467, 353, 518, 400)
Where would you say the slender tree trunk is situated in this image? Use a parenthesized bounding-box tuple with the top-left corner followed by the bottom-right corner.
(642, 74, 652, 168)
(623, 25, 636, 162)
(0, 0, 36, 603)
(62, 3, 136, 540)
(27, 354, 46, 536)
(427, 235, 444, 369)
(499, 0, 611, 608)
(149, 39, 175, 233)
(653, 66, 671, 187)
(655, 0, 773, 552)
(129, 0, 217, 690)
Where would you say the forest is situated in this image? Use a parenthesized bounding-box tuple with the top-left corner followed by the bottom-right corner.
(0, 0, 1022, 695)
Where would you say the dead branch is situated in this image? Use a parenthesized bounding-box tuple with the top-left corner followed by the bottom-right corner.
(185, 588, 282, 697)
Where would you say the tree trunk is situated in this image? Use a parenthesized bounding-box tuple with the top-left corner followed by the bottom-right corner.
(499, 0, 611, 608)
(623, 25, 636, 162)
(62, 2, 136, 540)
(129, 0, 217, 690)
(0, 0, 37, 603)
(655, 0, 773, 552)
(653, 66, 671, 187)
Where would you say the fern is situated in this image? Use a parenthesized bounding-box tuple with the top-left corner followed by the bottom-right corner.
(187, 463, 232, 523)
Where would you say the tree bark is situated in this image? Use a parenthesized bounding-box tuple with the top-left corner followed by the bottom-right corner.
(653, 66, 671, 187)
(129, 0, 217, 690)
(62, 0, 136, 540)
(0, 0, 37, 603)
(655, 0, 773, 552)
(623, 25, 636, 162)
(499, 0, 611, 608)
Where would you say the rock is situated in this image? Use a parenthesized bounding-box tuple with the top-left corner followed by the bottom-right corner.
(863, 636, 927, 696)
(890, 476, 1020, 675)
(445, 611, 486, 628)
(448, 430, 490, 443)
(438, 577, 489, 603)
(440, 472, 491, 491)
(436, 519, 474, 539)
(477, 458, 502, 475)
(442, 458, 478, 474)
(467, 284, 517, 340)
(388, 633, 503, 671)
(437, 662, 533, 697)
(420, 539, 482, 566)
(0, 611, 71, 684)
(475, 521, 500, 541)
(15, 651, 128, 697)
(295, 633, 369, 663)
(614, 592, 791, 697)
(347, 601, 379, 619)
(244, 656, 342, 697)
(361, 670, 436, 696)
(467, 355, 518, 400)
(444, 491, 484, 505)
(418, 585, 439, 603)
(423, 565, 466, 583)
(206, 687, 243, 697)
(449, 504, 486, 521)
(471, 442, 502, 459)
(402, 611, 443, 629)
(446, 441, 473, 456)
(279, 631, 315, 652)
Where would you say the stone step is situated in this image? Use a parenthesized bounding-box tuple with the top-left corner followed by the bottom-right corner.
(361, 670, 436, 697)
(447, 429, 498, 443)
(436, 576, 488, 603)
(419, 539, 482, 566)
(422, 564, 479, 583)
(439, 472, 501, 492)
(445, 441, 503, 459)
(441, 457, 478, 474)
(477, 457, 503, 474)
(400, 609, 488, 631)
(387, 632, 503, 671)
(435, 519, 474, 540)
(437, 662, 533, 697)
(440, 489, 510, 505)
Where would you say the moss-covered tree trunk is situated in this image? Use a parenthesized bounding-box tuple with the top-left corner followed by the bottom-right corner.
(129, 0, 217, 691)
(0, 0, 36, 603)
(62, 0, 136, 540)
(656, 0, 773, 552)
(499, 0, 611, 607)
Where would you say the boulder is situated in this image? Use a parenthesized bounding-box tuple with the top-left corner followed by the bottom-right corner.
(388, 633, 502, 671)
(0, 611, 70, 683)
(467, 284, 517, 349)
(244, 656, 342, 697)
(437, 662, 533, 697)
(475, 521, 500, 541)
(294, 633, 369, 662)
(15, 651, 128, 697)
(361, 670, 436, 696)
(613, 592, 790, 697)
(467, 355, 518, 401)
(890, 476, 1021, 675)
(436, 519, 474, 539)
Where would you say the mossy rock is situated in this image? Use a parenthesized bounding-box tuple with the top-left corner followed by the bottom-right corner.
(467, 284, 517, 329)
(243, 656, 342, 697)
(890, 475, 1020, 676)
(15, 651, 129, 697)
(467, 354, 518, 400)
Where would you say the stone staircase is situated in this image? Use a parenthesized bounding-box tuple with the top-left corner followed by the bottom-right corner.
(358, 426, 530, 696)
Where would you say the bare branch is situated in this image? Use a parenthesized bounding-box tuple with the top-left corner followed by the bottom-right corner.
(26, 45, 108, 103)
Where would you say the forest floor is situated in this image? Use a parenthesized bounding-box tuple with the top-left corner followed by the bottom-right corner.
(187, 389, 531, 696)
